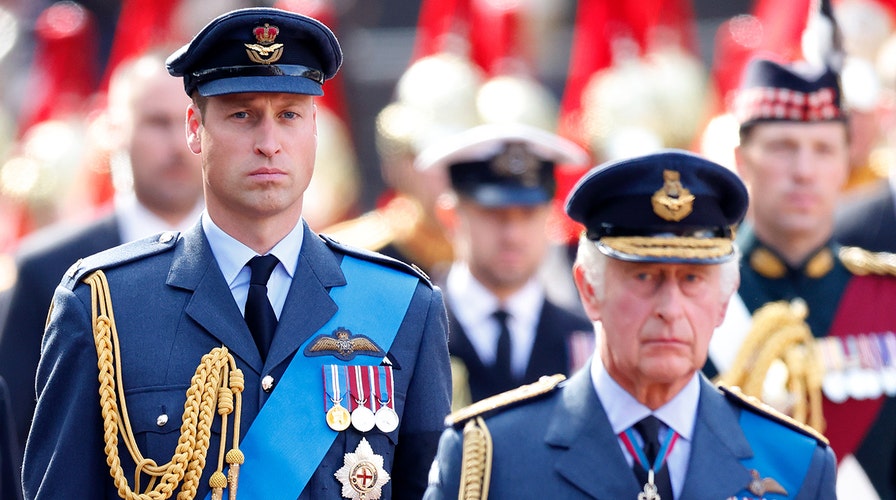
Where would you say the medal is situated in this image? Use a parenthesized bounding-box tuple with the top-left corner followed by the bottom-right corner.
(327, 405, 352, 432)
(372, 366, 399, 433)
(638, 470, 660, 500)
(349, 366, 375, 432)
(324, 365, 352, 431)
(334, 437, 390, 500)
(858, 335, 883, 400)
(821, 338, 848, 403)
(620, 423, 678, 500)
(843, 336, 869, 400)
(375, 407, 399, 434)
(880, 332, 896, 396)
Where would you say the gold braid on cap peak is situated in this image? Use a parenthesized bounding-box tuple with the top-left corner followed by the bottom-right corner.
(84, 270, 245, 500)
(717, 299, 826, 434)
(600, 236, 733, 260)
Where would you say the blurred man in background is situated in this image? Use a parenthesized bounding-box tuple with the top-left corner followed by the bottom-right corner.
(0, 47, 203, 481)
(417, 123, 593, 408)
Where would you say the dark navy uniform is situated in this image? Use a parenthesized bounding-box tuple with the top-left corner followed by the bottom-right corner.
(22, 8, 451, 500)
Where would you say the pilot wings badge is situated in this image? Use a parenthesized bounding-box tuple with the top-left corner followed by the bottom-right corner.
(305, 327, 385, 361)
(747, 469, 788, 497)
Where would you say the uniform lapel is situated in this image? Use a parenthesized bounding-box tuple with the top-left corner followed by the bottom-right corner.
(168, 223, 264, 370)
(265, 226, 343, 369)
(546, 366, 639, 499)
(678, 378, 753, 498)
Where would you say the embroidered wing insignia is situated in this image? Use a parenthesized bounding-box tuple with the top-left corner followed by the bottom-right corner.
(748, 469, 788, 496)
(305, 327, 385, 361)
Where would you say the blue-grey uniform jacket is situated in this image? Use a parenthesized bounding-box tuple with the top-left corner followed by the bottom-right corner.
(23, 221, 451, 499)
(425, 364, 836, 499)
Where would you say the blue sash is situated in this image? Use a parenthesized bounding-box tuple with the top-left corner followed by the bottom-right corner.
(736, 410, 816, 498)
(207, 256, 418, 499)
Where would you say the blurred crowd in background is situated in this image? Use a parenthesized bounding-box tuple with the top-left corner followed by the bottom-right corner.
(0, 0, 895, 283)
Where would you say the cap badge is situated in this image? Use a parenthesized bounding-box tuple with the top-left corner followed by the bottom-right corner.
(305, 327, 385, 361)
(492, 143, 540, 186)
(245, 23, 283, 65)
(651, 169, 694, 222)
(335, 437, 390, 499)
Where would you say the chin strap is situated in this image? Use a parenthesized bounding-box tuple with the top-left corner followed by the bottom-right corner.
(85, 270, 245, 500)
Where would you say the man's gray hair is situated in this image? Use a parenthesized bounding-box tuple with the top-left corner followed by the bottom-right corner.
(574, 234, 740, 301)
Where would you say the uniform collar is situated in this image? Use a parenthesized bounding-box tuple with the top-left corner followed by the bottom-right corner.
(591, 358, 698, 442)
(739, 227, 835, 279)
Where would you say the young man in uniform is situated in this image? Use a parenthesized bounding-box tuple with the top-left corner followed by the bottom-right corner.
(709, 56, 896, 499)
(415, 123, 593, 407)
(23, 8, 450, 500)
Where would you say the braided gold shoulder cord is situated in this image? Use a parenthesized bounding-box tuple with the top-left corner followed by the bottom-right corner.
(458, 417, 492, 500)
(717, 300, 825, 433)
(85, 270, 246, 500)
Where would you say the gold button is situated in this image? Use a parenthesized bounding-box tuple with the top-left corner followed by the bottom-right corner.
(262, 375, 275, 392)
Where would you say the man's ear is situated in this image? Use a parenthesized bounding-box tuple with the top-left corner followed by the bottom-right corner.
(573, 264, 602, 322)
(186, 104, 202, 155)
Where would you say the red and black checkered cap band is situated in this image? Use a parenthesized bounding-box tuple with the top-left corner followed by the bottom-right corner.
(734, 86, 842, 124)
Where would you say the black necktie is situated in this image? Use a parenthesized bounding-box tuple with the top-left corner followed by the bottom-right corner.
(632, 416, 674, 500)
(245, 255, 279, 361)
(492, 309, 513, 380)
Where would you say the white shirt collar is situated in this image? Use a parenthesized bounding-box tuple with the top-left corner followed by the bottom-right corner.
(591, 357, 699, 441)
(202, 212, 302, 285)
(201, 212, 303, 318)
(446, 262, 544, 375)
(114, 192, 203, 243)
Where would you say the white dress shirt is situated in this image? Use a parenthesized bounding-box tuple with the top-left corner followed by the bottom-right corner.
(202, 212, 303, 319)
(591, 358, 699, 499)
(446, 262, 543, 378)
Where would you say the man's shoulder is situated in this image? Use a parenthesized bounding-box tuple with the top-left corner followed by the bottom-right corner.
(60, 231, 180, 290)
(838, 246, 896, 279)
(319, 233, 433, 286)
(445, 374, 566, 429)
(718, 385, 829, 447)
(15, 215, 119, 267)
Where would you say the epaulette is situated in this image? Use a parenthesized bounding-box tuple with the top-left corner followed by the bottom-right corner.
(839, 246, 896, 277)
(61, 231, 180, 289)
(445, 374, 566, 427)
(319, 233, 432, 285)
(718, 384, 829, 447)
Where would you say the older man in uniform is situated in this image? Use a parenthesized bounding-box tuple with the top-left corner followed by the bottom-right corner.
(424, 150, 837, 499)
(708, 56, 896, 499)
(23, 8, 450, 500)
